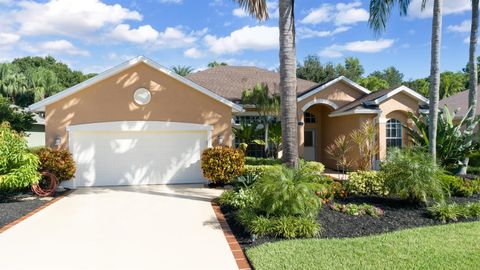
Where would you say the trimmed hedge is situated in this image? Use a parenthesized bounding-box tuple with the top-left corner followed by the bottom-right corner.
(346, 170, 388, 196)
(201, 146, 245, 184)
(245, 157, 283, 166)
(244, 164, 283, 177)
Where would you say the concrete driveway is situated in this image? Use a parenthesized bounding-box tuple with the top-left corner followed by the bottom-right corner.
(0, 185, 238, 270)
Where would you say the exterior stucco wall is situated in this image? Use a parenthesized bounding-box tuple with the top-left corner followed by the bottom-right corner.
(45, 63, 232, 149)
(298, 81, 370, 169)
(378, 92, 419, 159)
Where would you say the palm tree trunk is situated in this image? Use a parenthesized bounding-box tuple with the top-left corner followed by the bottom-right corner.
(279, 0, 298, 168)
(428, 0, 443, 163)
(460, 0, 479, 175)
(264, 121, 269, 157)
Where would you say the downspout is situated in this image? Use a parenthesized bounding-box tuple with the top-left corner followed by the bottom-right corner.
(372, 110, 382, 170)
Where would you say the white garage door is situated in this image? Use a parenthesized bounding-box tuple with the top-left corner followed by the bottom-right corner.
(65, 121, 212, 187)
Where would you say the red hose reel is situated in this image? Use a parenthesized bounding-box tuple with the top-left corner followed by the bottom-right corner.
(31, 171, 58, 197)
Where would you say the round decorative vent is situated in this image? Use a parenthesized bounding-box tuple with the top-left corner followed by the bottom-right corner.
(133, 88, 151, 105)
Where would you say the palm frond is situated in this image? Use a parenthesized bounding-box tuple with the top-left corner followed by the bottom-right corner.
(233, 0, 269, 21)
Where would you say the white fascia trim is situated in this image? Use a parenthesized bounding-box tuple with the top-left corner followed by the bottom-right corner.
(29, 56, 244, 113)
(301, 99, 339, 111)
(419, 109, 429, 114)
(66, 121, 214, 132)
(365, 85, 429, 106)
(329, 108, 381, 117)
(297, 76, 371, 102)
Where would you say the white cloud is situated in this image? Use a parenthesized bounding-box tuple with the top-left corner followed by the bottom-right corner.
(0, 33, 20, 46)
(184, 48, 204, 58)
(297, 26, 349, 39)
(109, 24, 159, 43)
(14, 0, 141, 36)
(156, 27, 207, 48)
(301, 1, 368, 26)
(107, 53, 135, 61)
(25, 39, 90, 56)
(232, 8, 248, 17)
(408, 0, 470, 18)
(204, 25, 278, 54)
(447, 20, 471, 33)
(232, 2, 278, 18)
(320, 39, 395, 58)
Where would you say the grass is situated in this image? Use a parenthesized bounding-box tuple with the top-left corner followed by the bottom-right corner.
(246, 221, 480, 270)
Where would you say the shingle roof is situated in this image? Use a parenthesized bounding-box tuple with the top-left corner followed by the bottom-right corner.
(332, 88, 393, 114)
(186, 66, 317, 102)
(439, 89, 480, 119)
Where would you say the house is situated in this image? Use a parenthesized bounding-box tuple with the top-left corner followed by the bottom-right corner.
(29, 56, 428, 188)
(439, 89, 479, 120)
(188, 67, 429, 170)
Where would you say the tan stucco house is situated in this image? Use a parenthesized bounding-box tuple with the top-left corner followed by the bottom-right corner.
(29, 56, 428, 187)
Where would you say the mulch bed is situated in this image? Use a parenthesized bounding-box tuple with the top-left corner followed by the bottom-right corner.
(221, 194, 480, 248)
(0, 189, 69, 228)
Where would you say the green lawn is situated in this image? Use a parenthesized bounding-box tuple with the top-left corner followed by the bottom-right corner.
(246, 222, 480, 270)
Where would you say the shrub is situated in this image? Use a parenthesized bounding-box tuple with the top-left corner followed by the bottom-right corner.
(0, 123, 40, 189)
(346, 170, 388, 196)
(299, 161, 325, 175)
(245, 157, 282, 166)
(253, 166, 323, 218)
(201, 146, 245, 184)
(232, 173, 259, 190)
(218, 189, 257, 210)
(329, 203, 384, 217)
(237, 209, 320, 239)
(381, 148, 444, 205)
(428, 202, 480, 223)
(33, 147, 76, 182)
(437, 173, 478, 197)
(243, 164, 282, 177)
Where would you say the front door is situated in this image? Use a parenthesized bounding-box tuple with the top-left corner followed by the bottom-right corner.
(304, 129, 315, 161)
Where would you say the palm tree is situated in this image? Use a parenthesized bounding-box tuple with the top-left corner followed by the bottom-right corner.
(0, 64, 27, 102)
(461, 0, 479, 174)
(172, 65, 194, 76)
(369, 0, 443, 163)
(234, 0, 298, 167)
(27, 67, 61, 102)
(207, 61, 228, 68)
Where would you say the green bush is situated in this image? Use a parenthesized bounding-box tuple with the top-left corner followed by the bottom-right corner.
(381, 148, 444, 205)
(437, 173, 479, 197)
(201, 146, 245, 184)
(243, 164, 282, 177)
(245, 157, 282, 166)
(346, 170, 388, 196)
(468, 151, 480, 167)
(218, 189, 257, 210)
(329, 203, 384, 217)
(253, 166, 323, 218)
(0, 123, 40, 189)
(299, 161, 325, 175)
(236, 209, 320, 239)
(428, 202, 480, 223)
(33, 147, 76, 182)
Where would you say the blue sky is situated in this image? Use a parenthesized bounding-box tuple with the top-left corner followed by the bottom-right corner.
(0, 0, 473, 80)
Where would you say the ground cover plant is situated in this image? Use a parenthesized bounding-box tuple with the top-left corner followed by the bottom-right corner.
(428, 202, 480, 223)
(329, 202, 384, 217)
(246, 222, 480, 270)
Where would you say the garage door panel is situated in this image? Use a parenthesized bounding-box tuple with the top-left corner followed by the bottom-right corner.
(69, 127, 209, 187)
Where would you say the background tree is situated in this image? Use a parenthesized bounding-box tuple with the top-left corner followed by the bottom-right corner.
(359, 75, 390, 92)
(207, 61, 228, 68)
(172, 65, 194, 76)
(370, 66, 404, 88)
(297, 55, 364, 84)
(343, 57, 365, 82)
(439, 71, 467, 99)
(404, 78, 430, 97)
(296, 55, 324, 83)
(369, 0, 443, 162)
(0, 96, 35, 132)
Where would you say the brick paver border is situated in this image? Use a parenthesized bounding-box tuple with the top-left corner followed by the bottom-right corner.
(211, 201, 253, 270)
(0, 190, 73, 234)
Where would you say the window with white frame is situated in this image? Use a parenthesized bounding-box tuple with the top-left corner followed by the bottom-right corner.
(386, 119, 402, 148)
(304, 112, 316, 123)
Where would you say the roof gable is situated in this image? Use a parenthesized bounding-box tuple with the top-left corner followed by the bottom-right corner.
(29, 56, 243, 112)
(297, 76, 371, 102)
(364, 85, 429, 106)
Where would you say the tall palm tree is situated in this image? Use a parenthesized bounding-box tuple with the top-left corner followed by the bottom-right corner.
(234, 0, 299, 168)
(461, 0, 479, 174)
(172, 65, 194, 76)
(369, 0, 443, 162)
(0, 64, 27, 102)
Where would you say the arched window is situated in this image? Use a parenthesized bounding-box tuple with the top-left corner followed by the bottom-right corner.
(304, 112, 316, 123)
(386, 119, 402, 148)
